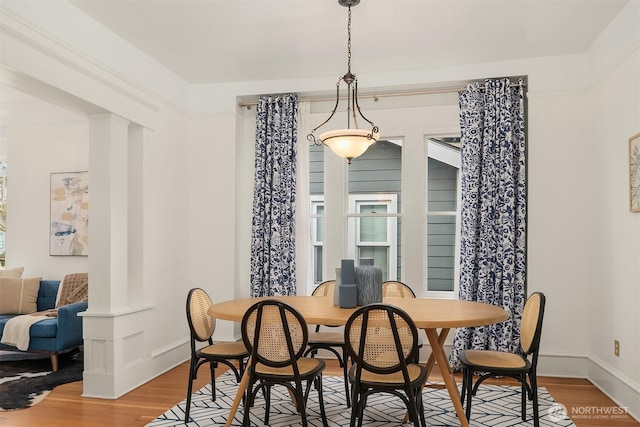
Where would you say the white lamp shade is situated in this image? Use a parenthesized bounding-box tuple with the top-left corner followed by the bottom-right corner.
(319, 129, 379, 160)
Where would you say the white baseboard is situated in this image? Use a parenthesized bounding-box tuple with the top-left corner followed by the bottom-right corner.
(82, 341, 190, 399)
(587, 355, 640, 423)
(537, 352, 590, 378)
(535, 352, 638, 422)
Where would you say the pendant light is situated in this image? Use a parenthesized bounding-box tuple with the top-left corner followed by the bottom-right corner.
(307, 0, 379, 164)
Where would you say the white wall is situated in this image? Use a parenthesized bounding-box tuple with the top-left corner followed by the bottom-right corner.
(0, 0, 638, 417)
(7, 117, 90, 279)
(589, 35, 640, 415)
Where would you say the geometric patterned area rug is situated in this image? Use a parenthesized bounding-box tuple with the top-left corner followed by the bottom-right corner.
(146, 371, 576, 426)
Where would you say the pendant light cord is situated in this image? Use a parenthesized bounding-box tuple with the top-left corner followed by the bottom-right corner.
(347, 6, 352, 74)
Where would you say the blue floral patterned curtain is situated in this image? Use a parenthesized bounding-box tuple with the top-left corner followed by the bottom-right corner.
(250, 94, 299, 297)
(449, 78, 527, 370)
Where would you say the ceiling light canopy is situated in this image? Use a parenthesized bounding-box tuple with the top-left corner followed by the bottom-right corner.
(307, 0, 379, 164)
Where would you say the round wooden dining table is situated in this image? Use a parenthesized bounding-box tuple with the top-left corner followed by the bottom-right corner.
(209, 295, 508, 427)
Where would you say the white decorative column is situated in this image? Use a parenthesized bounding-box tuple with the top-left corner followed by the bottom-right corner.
(324, 149, 348, 280)
(82, 114, 150, 398)
(127, 125, 145, 307)
(88, 113, 130, 311)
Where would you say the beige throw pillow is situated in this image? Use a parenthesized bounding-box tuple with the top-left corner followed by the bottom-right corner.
(0, 267, 25, 278)
(0, 277, 42, 314)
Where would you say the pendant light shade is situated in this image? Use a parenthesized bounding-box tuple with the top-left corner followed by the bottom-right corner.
(320, 129, 379, 161)
(307, 0, 379, 164)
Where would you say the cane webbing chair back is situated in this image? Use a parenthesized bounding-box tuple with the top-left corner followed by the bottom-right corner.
(241, 300, 329, 426)
(313, 280, 335, 297)
(188, 288, 216, 341)
(460, 292, 546, 427)
(346, 304, 418, 372)
(382, 281, 416, 298)
(381, 281, 423, 363)
(520, 292, 543, 354)
(184, 288, 248, 423)
(242, 301, 307, 366)
(345, 303, 427, 427)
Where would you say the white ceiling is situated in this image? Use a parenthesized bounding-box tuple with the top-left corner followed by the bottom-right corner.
(0, 0, 630, 144)
(67, 0, 629, 85)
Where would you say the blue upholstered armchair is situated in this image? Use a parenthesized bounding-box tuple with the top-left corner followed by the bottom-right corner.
(0, 280, 87, 371)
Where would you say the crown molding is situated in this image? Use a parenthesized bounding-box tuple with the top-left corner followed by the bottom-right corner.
(0, 9, 161, 128)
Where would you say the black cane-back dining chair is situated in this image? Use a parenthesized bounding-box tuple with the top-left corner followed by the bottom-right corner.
(382, 280, 417, 298)
(382, 281, 423, 362)
(303, 280, 351, 407)
(344, 303, 427, 427)
(185, 288, 249, 423)
(241, 299, 329, 427)
(460, 292, 546, 427)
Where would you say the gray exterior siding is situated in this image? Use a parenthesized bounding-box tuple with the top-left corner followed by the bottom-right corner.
(427, 158, 458, 291)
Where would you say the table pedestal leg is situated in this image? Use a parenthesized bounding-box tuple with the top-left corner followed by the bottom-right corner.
(423, 328, 450, 381)
(425, 328, 468, 427)
(225, 357, 251, 427)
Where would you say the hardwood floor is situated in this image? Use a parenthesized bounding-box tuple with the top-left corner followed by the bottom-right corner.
(1, 359, 638, 427)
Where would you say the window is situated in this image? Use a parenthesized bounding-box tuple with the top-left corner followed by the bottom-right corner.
(426, 138, 460, 297)
(347, 194, 398, 280)
(310, 197, 324, 283)
(305, 88, 463, 297)
(309, 137, 461, 297)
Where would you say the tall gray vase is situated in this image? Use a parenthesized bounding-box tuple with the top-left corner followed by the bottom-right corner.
(355, 265, 383, 306)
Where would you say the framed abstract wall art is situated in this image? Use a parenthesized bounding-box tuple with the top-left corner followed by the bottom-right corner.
(50, 171, 89, 255)
(630, 132, 640, 212)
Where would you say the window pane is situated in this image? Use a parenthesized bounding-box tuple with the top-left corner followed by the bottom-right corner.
(359, 204, 387, 242)
(427, 215, 456, 291)
(358, 246, 389, 280)
(428, 158, 458, 211)
(314, 246, 323, 283)
(315, 205, 324, 242)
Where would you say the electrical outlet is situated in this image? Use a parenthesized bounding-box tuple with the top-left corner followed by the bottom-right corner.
(614, 340, 620, 357)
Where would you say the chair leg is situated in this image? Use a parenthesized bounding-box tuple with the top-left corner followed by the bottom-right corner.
(460, 367, 467, 404)
(210, 362, 216, 401)
(238, 357, 245, 379)
(464, 368, 473, 421)
(405, 386, 421, 427)
(185, 358, 197, 423)
(521, 381, 527, 421)
(342, 347, 351, 407)
(264, 385, 271, 425)
(290, 379, 308, 427)
(531, 372, 540, 427)
(357, 393, 368, 427)
(420, 394, 427, 427)
(243, 380, 256, 427)
(316, 375, 329, 427)
(349, 388, 360, 427)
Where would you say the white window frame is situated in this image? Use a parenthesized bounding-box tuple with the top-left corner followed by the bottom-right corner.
(424, 138, 462, 299)
(310, 195, 325, 285)
(347, 193, 399, 280)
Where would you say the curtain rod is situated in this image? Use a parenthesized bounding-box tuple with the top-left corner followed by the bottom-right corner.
(238, 81, 526, 109)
